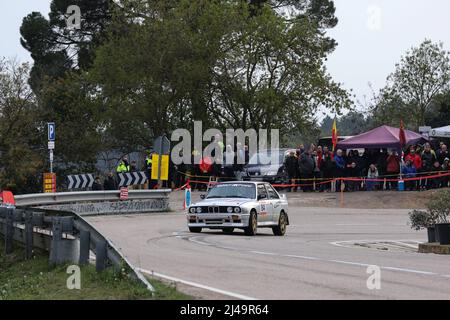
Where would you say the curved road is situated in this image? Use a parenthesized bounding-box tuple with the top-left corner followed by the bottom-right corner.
(87, 196, 450, 300)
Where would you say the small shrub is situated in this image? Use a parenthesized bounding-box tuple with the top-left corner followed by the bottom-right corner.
(408, 210, 433, 231)
(426, 189, 450, 224)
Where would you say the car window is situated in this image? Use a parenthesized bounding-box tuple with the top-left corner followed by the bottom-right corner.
(266, 185, 280, 199)
(206, 183, 256, 199)
(257, 184, 268, 199)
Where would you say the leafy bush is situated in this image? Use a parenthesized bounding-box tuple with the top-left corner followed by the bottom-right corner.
(408, 210, 434, 231)
(408, 189, 450, 230)
(426, 189, 450, 224)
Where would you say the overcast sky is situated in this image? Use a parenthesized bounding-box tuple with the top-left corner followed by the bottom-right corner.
(1, 0, 450, 108)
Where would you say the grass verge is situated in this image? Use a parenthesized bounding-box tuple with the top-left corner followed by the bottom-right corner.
(0, 236, 191, 300)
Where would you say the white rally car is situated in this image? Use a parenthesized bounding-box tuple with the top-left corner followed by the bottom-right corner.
(187, 181, 289, 236)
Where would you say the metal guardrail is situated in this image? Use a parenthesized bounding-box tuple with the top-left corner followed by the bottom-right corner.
(0, 206, 155, 294)
(14, 189, 172, 206)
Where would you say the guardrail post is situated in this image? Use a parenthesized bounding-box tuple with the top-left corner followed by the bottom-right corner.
(79, 230, 90, 265)
(50, 217, 63, 265)
(5, 208, 14, 254)
(24, 211, 34, 259)
(96, 240, 107, 272)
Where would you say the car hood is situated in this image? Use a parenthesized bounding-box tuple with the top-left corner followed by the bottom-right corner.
(244, 164, 281, 174)
(192, 198, 254, 207)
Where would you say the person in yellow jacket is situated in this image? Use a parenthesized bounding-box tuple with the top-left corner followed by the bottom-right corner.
(116, 156, 130, 173)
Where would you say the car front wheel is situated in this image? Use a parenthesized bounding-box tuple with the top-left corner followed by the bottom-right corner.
(273, 211, 287, 236)
(244, 211, 257, 236)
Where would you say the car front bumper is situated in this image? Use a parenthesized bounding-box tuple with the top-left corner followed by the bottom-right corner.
(187, 213, 250, 228)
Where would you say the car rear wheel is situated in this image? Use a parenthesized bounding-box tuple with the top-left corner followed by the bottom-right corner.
(244, 211, 257, 236)
(273, 211, 287, 236)
(189, 227, 202, 233)
(222, 228, 235, 234)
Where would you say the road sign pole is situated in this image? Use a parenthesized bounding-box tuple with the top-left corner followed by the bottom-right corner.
(50, 150, 53, 173)
(157, 136, 163, 188)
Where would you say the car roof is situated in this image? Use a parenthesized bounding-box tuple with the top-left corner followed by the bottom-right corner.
(217, 181, 269, 186)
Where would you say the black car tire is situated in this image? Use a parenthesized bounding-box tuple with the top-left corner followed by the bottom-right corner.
(273, 211, 287, 236)
(244, 211, 257, 236)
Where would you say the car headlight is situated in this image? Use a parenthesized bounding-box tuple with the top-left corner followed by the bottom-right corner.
(234, 207, 242, 213)
(196, 207, 202, 213)
(189, 207, 196, 213)
(227, 207, 233, 213)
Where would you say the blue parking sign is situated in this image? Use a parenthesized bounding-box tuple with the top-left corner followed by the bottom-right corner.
(48, 123, 56, 141)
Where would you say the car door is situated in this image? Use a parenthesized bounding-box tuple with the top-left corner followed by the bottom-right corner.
(257, 184, 271, 223)
(266, 184, 282, 223)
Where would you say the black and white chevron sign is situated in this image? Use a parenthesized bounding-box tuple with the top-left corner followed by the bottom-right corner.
(118, 171, 148, 187)
(67, 174, 95, 189)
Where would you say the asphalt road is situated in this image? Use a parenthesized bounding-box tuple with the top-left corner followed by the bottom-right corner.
(87, 192, 450, 300)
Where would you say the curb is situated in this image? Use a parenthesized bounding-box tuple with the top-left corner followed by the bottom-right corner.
(419, 243, 450, 255)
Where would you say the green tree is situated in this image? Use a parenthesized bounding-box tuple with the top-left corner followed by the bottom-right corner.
(0, 59, 43, 193)
(37, 72, 104, 175)
(425, 90, 450, 128)
(385, 39, 450, 128)
(92, 0, 350, 149)
(20, 0, 111, 92)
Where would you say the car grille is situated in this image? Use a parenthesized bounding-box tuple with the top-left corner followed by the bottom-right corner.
(198, 206, 232, 214)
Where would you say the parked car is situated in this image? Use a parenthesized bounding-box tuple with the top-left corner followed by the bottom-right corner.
(187, 182, 289, 236)
(242, 149, 296, 185)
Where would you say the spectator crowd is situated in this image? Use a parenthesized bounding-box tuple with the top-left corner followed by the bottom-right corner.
(88, 140, 450, 193)
(282, 142, 450, 192)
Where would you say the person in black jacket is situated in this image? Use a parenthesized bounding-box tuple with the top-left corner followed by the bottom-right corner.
(103, 172, 118, 190)
(321, 147, 334, 192)
(421, 143, 437, 190)
(298, 146, 315, 192)
(284, 151, 299, 192)
(92, 177, 104, 191)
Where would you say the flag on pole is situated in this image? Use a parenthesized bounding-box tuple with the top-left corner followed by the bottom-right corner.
(331, 118, 338, 151)
(399, 120, 407, 148)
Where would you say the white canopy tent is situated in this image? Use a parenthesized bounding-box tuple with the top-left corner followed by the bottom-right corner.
(430, 125, 450, 138)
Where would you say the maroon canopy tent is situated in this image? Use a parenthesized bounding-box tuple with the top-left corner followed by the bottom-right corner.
(336, 125, 428, 150)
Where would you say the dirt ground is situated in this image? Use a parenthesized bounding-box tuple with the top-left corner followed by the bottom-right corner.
(170, 188, 449, 210)
(280, 190, 440, 209)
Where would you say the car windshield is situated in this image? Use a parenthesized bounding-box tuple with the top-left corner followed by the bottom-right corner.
(248, 151, 284, 166)
(206, 184, 256, 199)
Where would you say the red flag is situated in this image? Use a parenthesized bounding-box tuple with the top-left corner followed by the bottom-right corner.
(331, 118, 338, 151)
(399, 120, 407, 148)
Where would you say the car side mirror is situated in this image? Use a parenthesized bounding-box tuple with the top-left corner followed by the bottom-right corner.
(258, 194, 267, 201)
(200, 194, 206, 200)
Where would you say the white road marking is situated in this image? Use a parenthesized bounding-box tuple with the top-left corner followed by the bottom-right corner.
(177, 232, 450, 280)
(137, 268, 258, 300)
